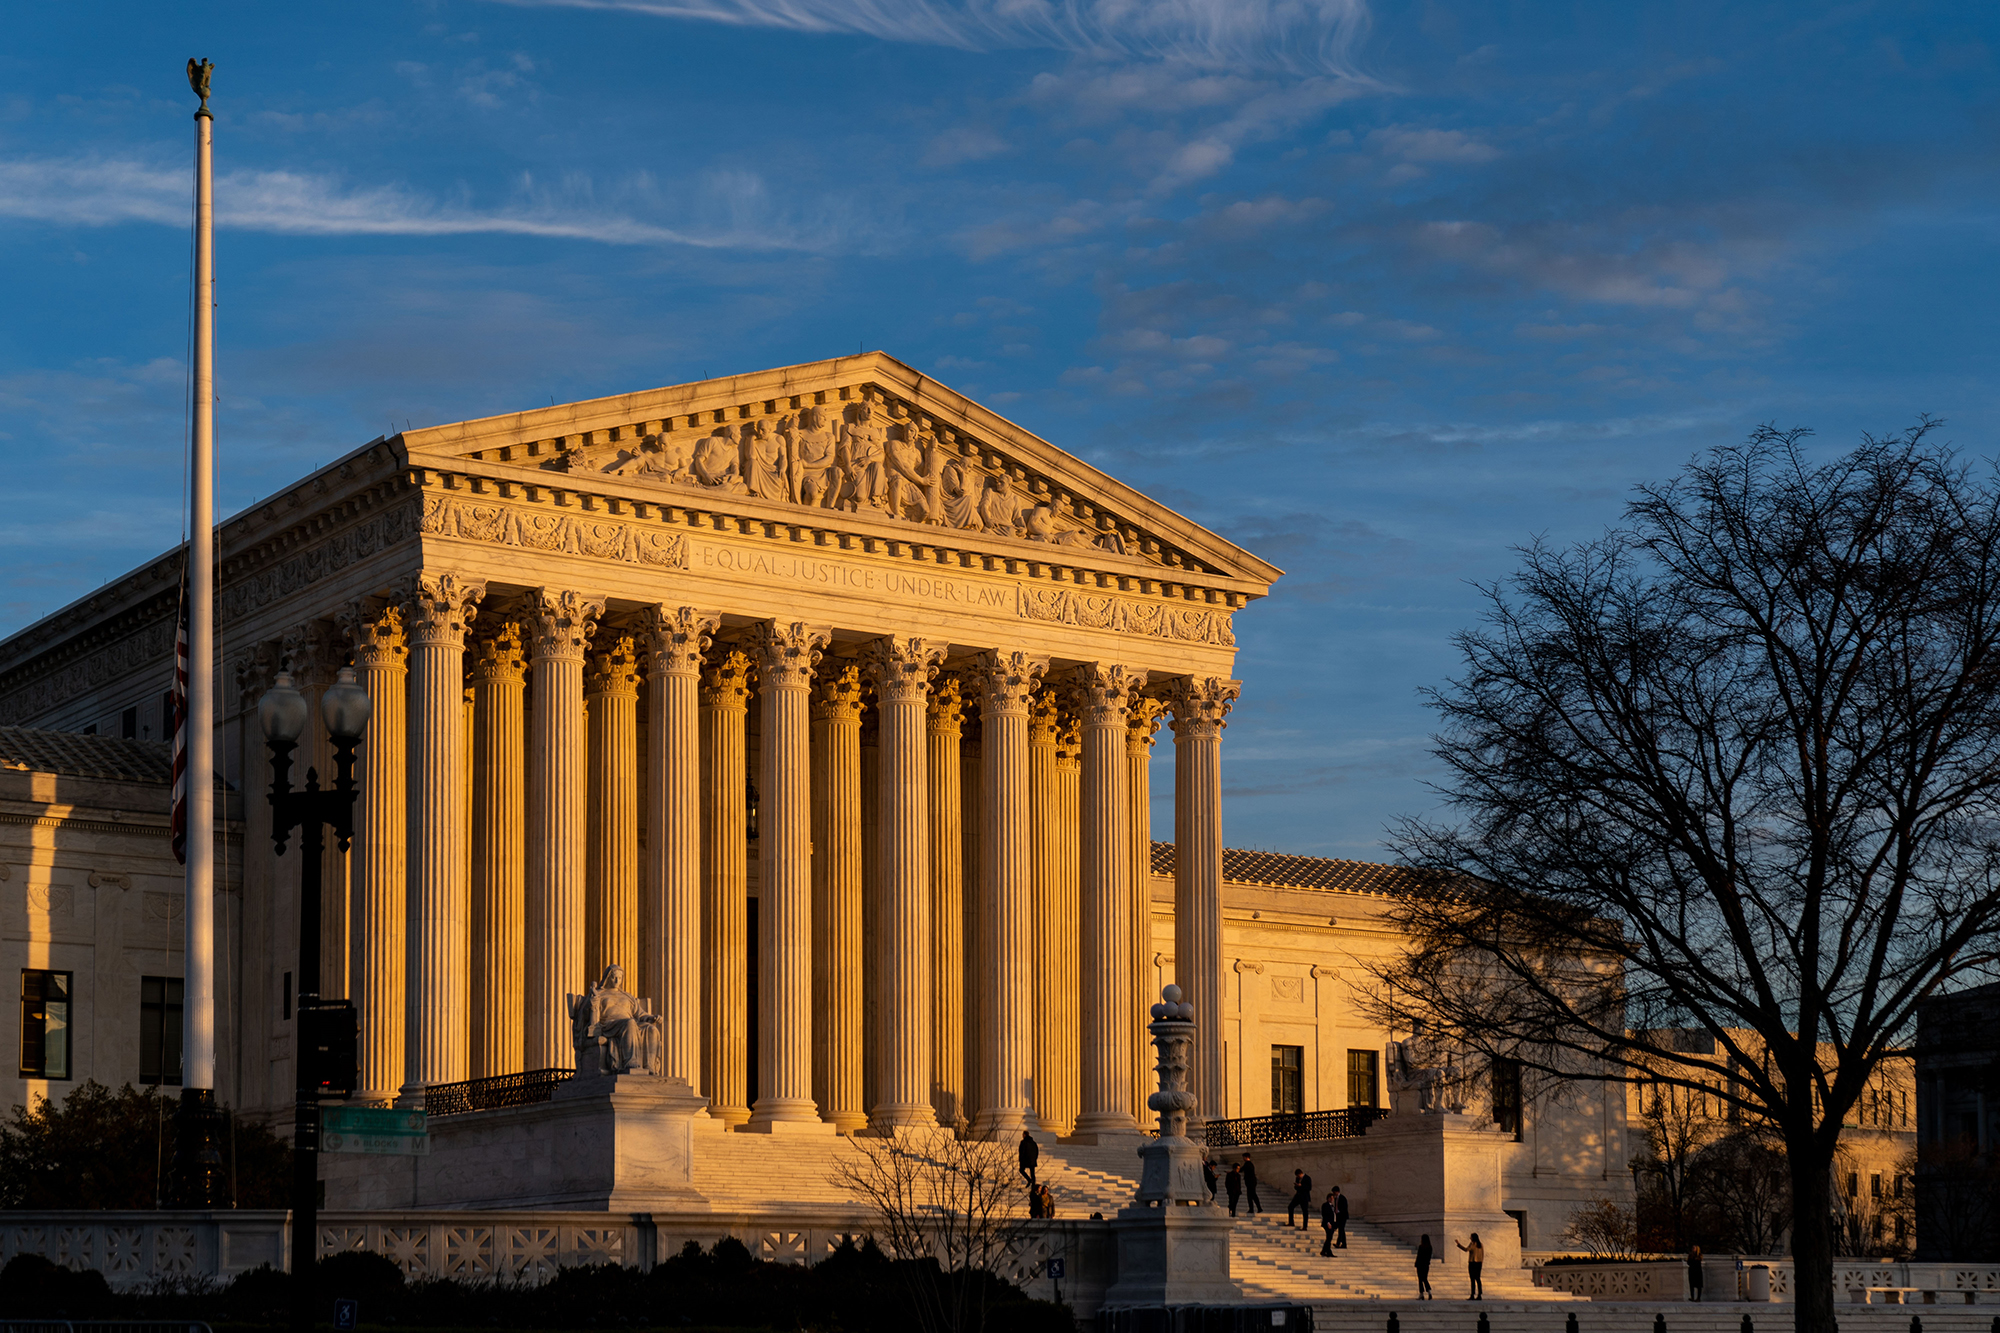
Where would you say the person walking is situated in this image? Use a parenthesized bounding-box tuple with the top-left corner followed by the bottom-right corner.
(1225, 1163, 1243, 1217)
(1331, 1185, 1349, 1248)
(1202, 1155, 1217, 1203)
(1287, 1169, 1314, 1229)
(1416, 1234, 1434, 1299)
(1320, 1191, 1338, 1256)
(1687, 1245, 1704, 1302)
(1455, 1233, 1484, 1300)
(1018, 1129, 1039, 1186)
(1241, 1155, 1263, 1214)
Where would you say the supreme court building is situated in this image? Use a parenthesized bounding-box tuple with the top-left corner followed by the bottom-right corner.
(0, 353, 1274, 1143)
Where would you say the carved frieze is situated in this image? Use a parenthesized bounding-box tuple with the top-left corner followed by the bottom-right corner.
(1016, 585, 1234, 648)
(220, 501, 417, 625)
(0, 620, 173, 726)
(418, 496, 689, 571)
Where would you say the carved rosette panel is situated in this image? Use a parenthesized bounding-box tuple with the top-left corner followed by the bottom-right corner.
(1126, 696, 1165, 754)
(1164, 675, 1240, 739)
(926, 675, 965, 737)
(467, 623, 526, 685)
(641, 606, 719, 679)
(339, 603, 407, 669)
(524, 589, 605, 664)
(861, 636, 945, 706)
(402, 573, 487, 649)
(968, 649, 1047, 718)
(1072, 663, 1144, 728)
(699, 650, 755, 713)
(584, 635, 641, 697)
(754, 621, 830, 691)
(810, 662, 866, 723)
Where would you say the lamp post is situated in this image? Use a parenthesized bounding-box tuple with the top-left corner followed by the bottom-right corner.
(259, 667, 369, 1333)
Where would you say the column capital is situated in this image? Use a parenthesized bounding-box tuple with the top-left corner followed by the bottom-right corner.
(402, 572, 487, 649)
(232, 640, 279, 712)
(969, 649, 1047, 717)
(468, 622, 526, 686)
(585, 634, 641, 698)
(754, 620, 831, 690)
(927, 675, 966, 738)
(1071, 663, 1146, 728)
(700, 648, 756, 712)
(1165, 676, 1241, 739)
(1055, 713, 1081, 770)
(811, 661, 866, 723)
(525, 587, 606, 662)
(340, 601, 407, 668)
(1029, 684, 1063, 743)
(1126, 697, 1165, 753)
(281, 619, 343, 686)
(862, 636, 946, 706)
(642, 605, 720, 678)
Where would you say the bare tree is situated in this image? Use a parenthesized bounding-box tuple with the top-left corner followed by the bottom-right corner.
(1560, 1196, 1637, 1257)
(1370, 423, 2000, 1333)
(1632, 1078, 1721, 1250)
(829, 1135, 1032, 1333)
(1697, 1129, 1794, 1255)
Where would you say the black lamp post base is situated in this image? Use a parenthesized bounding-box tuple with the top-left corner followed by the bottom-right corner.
(166, 1087, 230, 1208)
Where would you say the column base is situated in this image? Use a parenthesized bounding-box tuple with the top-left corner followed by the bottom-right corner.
(969, 1107, 1030, 1139)
(865, 1102, 939, 1134)
(393, 1083, 428, 1111)
(1067, 1110, 1141, 1144)
(710, 1104, 752, 1129)
(745, 1098, 837, 1134)
(822, 1109, 869, 1135)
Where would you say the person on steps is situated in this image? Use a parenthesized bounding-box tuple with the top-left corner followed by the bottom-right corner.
(1455, 1233, 1485, 1300)
(1688, 1245, 1704, 1302)
(1241, 1154, 1263, 1214)
(1416, 1234, 1434, 1299)
(1202, 1155, 1217, 1203)
(1287, 1169, 1314, 1229)
(1225, 1163, 1243, 1217)
(1320, 1191, 1338, 1256)
(1018, 1129, 1039, 1186)
(1332, 1184, 1349, 1248)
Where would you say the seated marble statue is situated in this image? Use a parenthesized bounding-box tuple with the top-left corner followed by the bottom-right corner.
(569, 964, 663, 1077)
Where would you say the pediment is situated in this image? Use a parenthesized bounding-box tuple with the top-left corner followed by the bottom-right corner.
(402, 353, 1280, 591)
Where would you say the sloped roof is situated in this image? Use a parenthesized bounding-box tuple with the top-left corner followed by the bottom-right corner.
(0, 728, 174, 784)
(1149, 840, 1426, 896)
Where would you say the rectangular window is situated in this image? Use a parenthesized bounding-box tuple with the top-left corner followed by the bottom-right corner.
(121, 706, 138, 740)
(1846, 1172, 1859, 1199)
(140, 976, 183, 1087)
(1894, 1174, 1905, 1200)
(1870, 1173, 1881, 1200)
(1347, 1049, 1379, 1109)
(1270, 1045, 1304, 1115)
(20, 970, 72, 1079)
(1492, 1057, 1524, 1139)
(282, 971, 293, 1021)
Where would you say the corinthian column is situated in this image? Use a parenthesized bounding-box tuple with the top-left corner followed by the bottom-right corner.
(927, 676, 967, 1129)
(863, 636, 946, 1132)
(468, 621, 526, 1079)
(642, 606, 717, 1095)
(399, 573, 485, 1101)
(810, 662, 866, 1133)
(1126, 697, 1163, 1126)
(341, 603, 406, 1104)
(1028, 688, 1066, 1134)
(283, 622, 350, 1000)
(700, 648, 754, 1126)
(969, 650, 1045, 1136)
(749, 620, 832, 1132)
(585, 635, 640, 986)
(1167, 675, 1240, 1123)
(525, 588, 603, 1070)
(1049, 712, 1082, 1135)
(1074, 663, 1142, 1138)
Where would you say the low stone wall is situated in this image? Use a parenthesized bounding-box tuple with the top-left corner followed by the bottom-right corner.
(0, 1208, 1099, 1309)
(1533, 1259, 2000, 1304)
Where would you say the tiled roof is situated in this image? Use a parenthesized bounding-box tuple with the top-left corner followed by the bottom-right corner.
(0, 727, 175, 784)
(1149, 840, 1424, 896)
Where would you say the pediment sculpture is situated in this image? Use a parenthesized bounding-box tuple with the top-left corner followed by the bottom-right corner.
(550, 397, 1131, 557)
(568, 964, 663, 1078)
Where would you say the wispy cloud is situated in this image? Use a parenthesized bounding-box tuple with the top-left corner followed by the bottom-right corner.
(0, 156, 831, 249)
(493, 0, 1376, 77)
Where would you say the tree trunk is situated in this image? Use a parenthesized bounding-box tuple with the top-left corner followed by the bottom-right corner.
(1789, 1138, 1837, 1333)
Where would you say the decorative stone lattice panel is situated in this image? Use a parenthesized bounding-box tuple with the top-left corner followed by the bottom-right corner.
(509, 1226, 561, 1283)
(155, 1226, 197, 1275)
(760, 1231, 807, 1266)
(444, 1226, 495, 1280)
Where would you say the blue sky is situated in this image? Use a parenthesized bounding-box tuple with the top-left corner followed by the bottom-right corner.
(3, 1, 1995, 856)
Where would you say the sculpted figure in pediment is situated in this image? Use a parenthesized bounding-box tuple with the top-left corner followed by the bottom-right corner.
(978, 470, 1022, 536)
(938, 459, 984, 531)
(791, 405, 838, 507)
(1025, 501, 1104, 548)
(622, 431, 693, 484)
(838, 401, 890, 512)
(744, 416, 790, 501)
(692, 423, 748, 493)
(885, 426, 937, 523)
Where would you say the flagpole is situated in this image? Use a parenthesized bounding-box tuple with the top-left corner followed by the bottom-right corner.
(171, 55, 226, 1209)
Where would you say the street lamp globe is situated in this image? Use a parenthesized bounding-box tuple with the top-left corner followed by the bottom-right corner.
(320, 666, 372, 741)
(258, 672, 310, 743)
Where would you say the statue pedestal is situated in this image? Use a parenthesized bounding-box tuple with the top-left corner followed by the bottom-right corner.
(1102, 1201, 1242, 1307)
(1356, 1110, 1521, 1271)
(324, 1074, 712, 1211)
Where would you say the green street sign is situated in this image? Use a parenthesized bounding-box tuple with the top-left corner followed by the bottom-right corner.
(321, 1106, 430, 1157)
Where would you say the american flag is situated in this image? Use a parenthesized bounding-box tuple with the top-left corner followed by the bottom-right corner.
(170, 567, 190, 865)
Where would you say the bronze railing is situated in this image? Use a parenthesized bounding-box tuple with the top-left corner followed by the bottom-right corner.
(1202, 1106, 1386, 1148)
(424, 1067, 574, 1118)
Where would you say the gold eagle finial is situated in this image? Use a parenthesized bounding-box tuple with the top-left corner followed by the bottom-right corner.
(187, 58, 214, 112)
